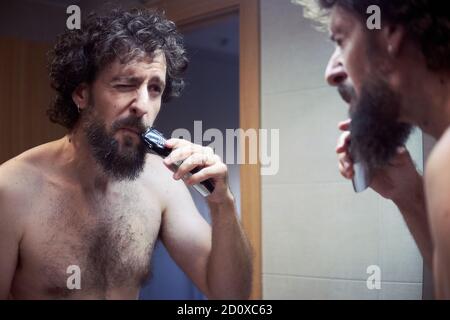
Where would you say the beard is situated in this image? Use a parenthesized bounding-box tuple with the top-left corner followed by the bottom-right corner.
(340, 77, 412, 169)
(82, 108, 149, 181)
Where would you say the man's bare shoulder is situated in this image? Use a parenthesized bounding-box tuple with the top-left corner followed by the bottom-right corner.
(424, 128, 450, 219)
(0, 140, 62, 200)
(141, 154, 179, 189)
(426, 128, 450, 179)
(140, 153, 192, 206)
(0, 143, 49, 230)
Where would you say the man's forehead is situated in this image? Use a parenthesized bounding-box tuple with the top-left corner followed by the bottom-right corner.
(328, 6, 358, 34)
(104, 51, 167, 78)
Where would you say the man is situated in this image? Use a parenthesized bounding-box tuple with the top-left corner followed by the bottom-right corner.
(0, 8, 252, 299)
(297, 0, 450, 298)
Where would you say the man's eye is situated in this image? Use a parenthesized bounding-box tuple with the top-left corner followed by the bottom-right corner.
(115, 84, 134, 89)
(148, 84, 162, 93)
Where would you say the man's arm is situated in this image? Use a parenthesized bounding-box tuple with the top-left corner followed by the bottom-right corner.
(157, 141, 252, 299)
(337, 119, 433, 266)
(424, 132, 450, 299)
(0, 167, 23, 299)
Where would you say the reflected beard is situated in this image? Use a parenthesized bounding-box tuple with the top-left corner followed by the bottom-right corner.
(83, 116, 147, 181)
(349, 78, 412, 169)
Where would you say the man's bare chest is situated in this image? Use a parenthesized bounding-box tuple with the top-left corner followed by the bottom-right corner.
(17, 182, 163, 297)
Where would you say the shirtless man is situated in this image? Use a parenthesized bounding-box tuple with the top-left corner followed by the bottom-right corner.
(0, 8, 252, 299)
(297, 0, 450, 298)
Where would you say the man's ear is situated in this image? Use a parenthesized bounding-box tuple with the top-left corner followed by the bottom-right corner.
(382, 23, 407, 57)
(72, 83, 89, 111)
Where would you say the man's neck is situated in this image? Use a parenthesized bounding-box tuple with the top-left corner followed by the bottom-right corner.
(412, 72, 450, 140)
(62, 127, 113, 194)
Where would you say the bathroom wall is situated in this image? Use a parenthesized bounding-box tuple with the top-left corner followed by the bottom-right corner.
(260, 0, 423, 299)
(0, 0, 69, 164)
(0, 0, 73, 43)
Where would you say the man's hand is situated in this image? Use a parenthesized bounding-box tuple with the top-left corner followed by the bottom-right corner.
(163, 139, 232, 204)
(336, 119, 422, 204)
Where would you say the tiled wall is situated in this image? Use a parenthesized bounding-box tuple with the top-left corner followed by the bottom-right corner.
(260, 0, 423, 299)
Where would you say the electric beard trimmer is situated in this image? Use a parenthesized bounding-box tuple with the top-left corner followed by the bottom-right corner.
(350, 142, 373, 193)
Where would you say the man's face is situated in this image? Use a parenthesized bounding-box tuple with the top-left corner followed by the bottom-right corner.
(81, 52, 167, 180)
(325, 6, 412, 168)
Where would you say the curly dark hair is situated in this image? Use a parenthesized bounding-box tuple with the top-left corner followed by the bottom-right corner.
(294, 0, 450, 72)
(47, 8, 188, 130)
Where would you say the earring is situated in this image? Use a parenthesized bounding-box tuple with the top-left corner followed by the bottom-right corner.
(77, 104, 81, 113)
(387, 44, 393, 55)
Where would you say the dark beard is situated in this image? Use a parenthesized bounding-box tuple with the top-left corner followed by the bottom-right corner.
(349, 78, 412, 169)
(83, 113, 148, 181)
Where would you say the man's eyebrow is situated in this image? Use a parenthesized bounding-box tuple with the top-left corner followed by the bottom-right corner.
(329, 28, 345, 43)
(111, 75, 142, 82)
(110, 75, 165, 88)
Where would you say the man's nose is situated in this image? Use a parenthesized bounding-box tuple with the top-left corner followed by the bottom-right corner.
(325, 50, 347, 87)
(130, 87, 150, 117)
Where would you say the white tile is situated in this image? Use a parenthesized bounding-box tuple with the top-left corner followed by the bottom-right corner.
(406, 128, 424, 173)
(378, 199, 423, 283)
(379, 282, 422, 300)
(262, 183, 380, 280)
(261, 87, 348, 184)
(263, 274, 379, 300)
(261, 0, 335, 94)
(263, 274, 422, 300)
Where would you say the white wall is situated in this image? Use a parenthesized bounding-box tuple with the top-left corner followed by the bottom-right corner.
(260, 0, 423, 299)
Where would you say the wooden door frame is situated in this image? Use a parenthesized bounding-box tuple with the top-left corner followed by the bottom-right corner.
(147, 0, 262, 299)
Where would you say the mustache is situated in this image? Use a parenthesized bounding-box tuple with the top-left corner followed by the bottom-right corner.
(111, 116, 148, 135)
